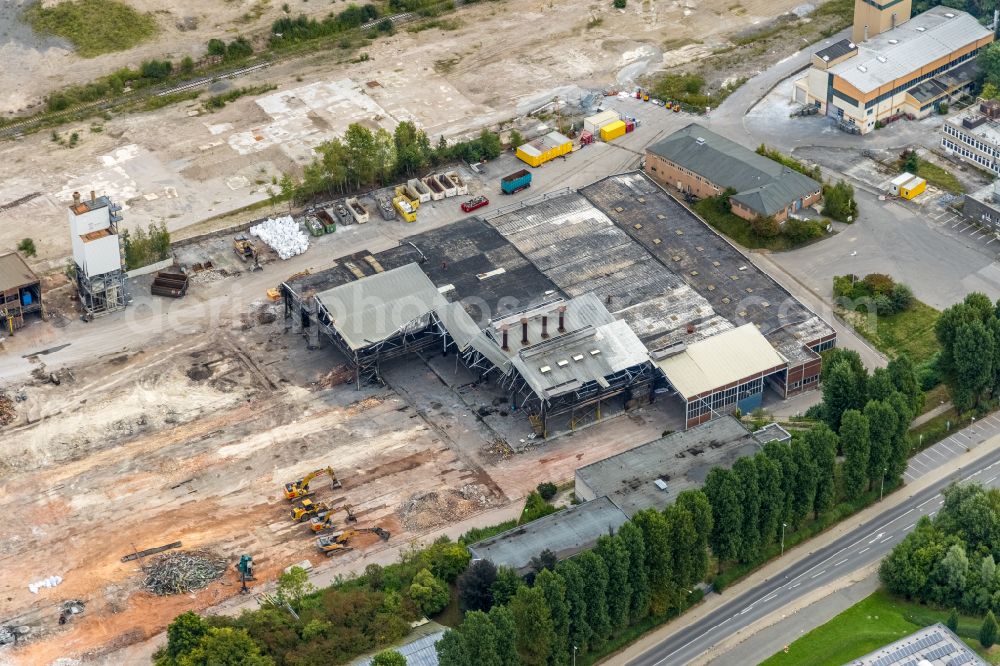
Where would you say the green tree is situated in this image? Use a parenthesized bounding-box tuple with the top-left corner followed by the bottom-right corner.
(936, 299, 985, 376)
(665, 504, 700, 596)
(981, 41, 1000, 89)
(763, 441, 798, 529)
(947, 607, 959, 633)
(822, 180, 857, 222)
(867, 367, 895, 402)
(393, 121, 429, 175)
(755, 454, 785, 544)
(887, 392, 913, 482)
(805, 424, 838, 518)
(407, 568, 450, 616)
(841, 409, 871, 497)
(703, 467, 743, 570)
(790, 439, 818, 527)
(373, 127, 397, 184)
(675, 490, 712, 579)
(17, 238, 36, 257)
(953, 320, 995, 411)
(479, 128, 502, 160)
(900, 149, 919, 174)
(732, 457, 761, 563)
(488, 604, 520, 666)
(458, 559, 497, 612)
(436, 629, 471, 666)
(888, 354, 923, 414)
(534, 568, 571, 666)
(276, 565, 314, 605)
(207, 38, 227, 57)
(577, 551, 612, 647)
(617, 520, 651, 623)
(556, 559, 593, 655)
(821, 348, 865, 383)
(454, 611, 502, 666)
(936, 543, 969, 605)
(160, 612, 208, 663)
(595, 534, 632, 631)
(982, 610, 998, 649)
(371, 650, 407, 666)
(632, 508, 673, 610)
(509, 129, 524, 149)
(180, 56, 195, 74)
(823, 359, 866, 431)
(490, 566, 525, 606)
(344, 123, 378, 187)
(510, 585, 555, 666)
(864, 400, 898, 492)
(179, 627, 274, 666)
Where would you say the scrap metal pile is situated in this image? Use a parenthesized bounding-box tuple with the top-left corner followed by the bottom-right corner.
(142, 551, 227, 596)
(0, 393, 15, 425)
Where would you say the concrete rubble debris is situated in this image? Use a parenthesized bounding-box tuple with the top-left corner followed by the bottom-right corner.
(142, 551, 227, 595)
(249, 216, 309, 260)
(28, 576, 63, 594)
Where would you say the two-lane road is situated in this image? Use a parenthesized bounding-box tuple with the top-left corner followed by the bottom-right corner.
(628, 414, 1000, 666)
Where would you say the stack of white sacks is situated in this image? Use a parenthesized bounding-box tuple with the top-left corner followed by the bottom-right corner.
(249, 216, 309, 260)
(29, 575, 63, 594)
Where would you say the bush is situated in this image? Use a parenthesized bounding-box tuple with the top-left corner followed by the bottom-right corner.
(536, 482, 557, 500)
(207, 38, 227, 57)
(140, 59, 173, 80)
(862, 273, 895, 296)
(406, 569, 450, 616)
(749, 215, 780, 238)
(784, 218, 824, 243)
(17, 238, 37, 257)
(613, 0, 626, 7)
(224, 36, 254, 61)
(938, 102, 949, 115)
(822, 180, 857, 222)
(901, 149, 920, 174)
(519, 491, 559, 524)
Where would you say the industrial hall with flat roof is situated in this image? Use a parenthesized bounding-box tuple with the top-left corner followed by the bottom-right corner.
(280, 172, 835, 435)
(794, 0, 994, 133)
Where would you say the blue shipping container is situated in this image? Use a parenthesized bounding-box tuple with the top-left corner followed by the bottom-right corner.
(500, 170, 532, 194)
(22, 292, 32, 305)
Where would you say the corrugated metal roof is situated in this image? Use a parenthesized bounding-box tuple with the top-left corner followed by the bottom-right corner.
(315, 263, 447, 351)
(815, 38, 857, 62)
(655, 323, 787, 399)
(646, 124, 820, 217)
(831, 7, 991, 93)
(354, 630, 444, 666)
(0, 252, 38, 292)
(434, 301, 481, 352)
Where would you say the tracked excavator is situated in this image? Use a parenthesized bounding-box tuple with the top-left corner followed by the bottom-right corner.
(290, 498, 332, 523)
(316, 527, 390, 556)
(283, 466, 341, 501)
(308, 504, 357, 532)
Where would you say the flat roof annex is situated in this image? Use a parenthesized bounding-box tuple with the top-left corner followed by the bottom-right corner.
(467, 496, 629, 573)
(830, 7, 991, 94)
(314, 263, 447, 351)
(655, 323, 787, 399)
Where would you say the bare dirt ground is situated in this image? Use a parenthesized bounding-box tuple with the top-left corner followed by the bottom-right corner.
(0, 281, 675, 664)
(0, 0, 807, 271)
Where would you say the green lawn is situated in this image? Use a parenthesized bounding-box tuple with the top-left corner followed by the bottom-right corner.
(839, 299, 940, 365)
(760, 589, 998, 666)
(25, 0, 159, 58)
(916, 161, 965, 195)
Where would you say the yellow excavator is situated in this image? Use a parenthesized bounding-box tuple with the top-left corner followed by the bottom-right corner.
(290, 498, 332, 523)
(283, 466, 341, 501)
(309, 504, 358, 532)
(316, 527, 390, 556)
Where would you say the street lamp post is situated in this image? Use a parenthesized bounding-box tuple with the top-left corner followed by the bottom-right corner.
(880, 467, 887, 502)
(780, 522, 788, 556)
(573, 645, 578, 666)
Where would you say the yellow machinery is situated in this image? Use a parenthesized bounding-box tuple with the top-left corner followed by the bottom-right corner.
(283, 466, 341, 501)
(290, 498, 331, 523)
(234, 235, 257, 261)
(309, 504, 358, 532)
(316, 527, 390, 556)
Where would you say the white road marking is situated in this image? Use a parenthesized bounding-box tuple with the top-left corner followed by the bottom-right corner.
(869, 532, 884, 544)
(790, 582, 800, 589)
(929, 510, 937, 517)
(904, 523, 914, 530)
(834, 559, 848, 566)
(940, 441, 960, 455)
(917, 496, 938, 509)
(761, 593, 778, 603)
(987, 475, 998, 484)
(859, 547, 870, 554)
(905, 471, 915, 480)
(810, 570, 826, 579)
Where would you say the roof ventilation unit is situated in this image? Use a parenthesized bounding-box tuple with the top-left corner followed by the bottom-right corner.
(916, 26, 926, 31)
(888, 39, 899, 44)
(857, 65, 867, 72)
(877, 56, 887, 63)
(945, 12, 955, 17)
(695, 137, 706, 145)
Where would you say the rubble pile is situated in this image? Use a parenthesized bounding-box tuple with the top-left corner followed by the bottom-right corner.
(0, 393, 14, 425)
(249, 216, 309, 260)
(399, 484, 496, 530)
(318, 365, 353, 389)
(142, 551, 226, 596)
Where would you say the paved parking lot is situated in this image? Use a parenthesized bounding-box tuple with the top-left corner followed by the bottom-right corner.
(904, 412, 1000, 482)
(927, 205, 1000, 250)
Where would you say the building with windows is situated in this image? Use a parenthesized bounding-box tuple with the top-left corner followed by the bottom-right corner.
(959, 181, 1000, 233)
(794, 3, 993, 134)
(644, 124, 823, 222)
(942, 99, 1000, 175)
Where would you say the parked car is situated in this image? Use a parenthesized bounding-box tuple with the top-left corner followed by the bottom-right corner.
(461, 196, 490, 212)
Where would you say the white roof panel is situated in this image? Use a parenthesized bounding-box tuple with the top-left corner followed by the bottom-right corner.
(656, 323, 787, 399)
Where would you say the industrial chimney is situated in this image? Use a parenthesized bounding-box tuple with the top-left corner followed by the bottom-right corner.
(73, 191, 81, 205)
(521, 318, 529, 345)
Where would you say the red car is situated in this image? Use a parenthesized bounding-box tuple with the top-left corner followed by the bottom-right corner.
(461, 196, 489, 212)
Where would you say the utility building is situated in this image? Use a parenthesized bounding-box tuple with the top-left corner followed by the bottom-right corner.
(942, 99, 1000, 175)
(0, 252, 42, 333)
(644, 124, 822, 222)
(795, 5, 992, 133)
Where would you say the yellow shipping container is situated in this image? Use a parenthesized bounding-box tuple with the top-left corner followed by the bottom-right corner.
(516, 131, 573, 167)
(601, 120, 627, 142)
(900, 177, 926, 200)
